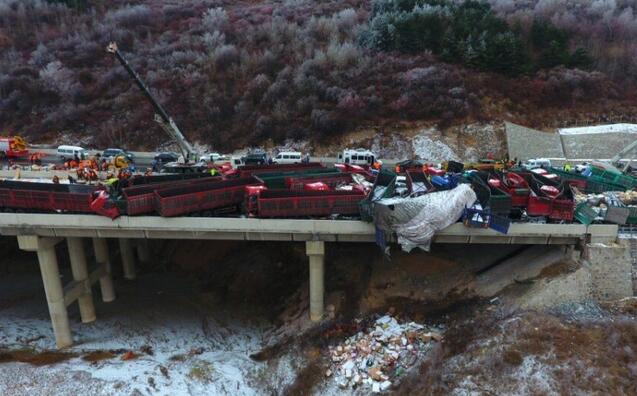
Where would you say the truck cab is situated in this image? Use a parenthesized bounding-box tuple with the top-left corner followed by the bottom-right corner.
(230, 156, 245, 169)
(338, 148, 376, 166)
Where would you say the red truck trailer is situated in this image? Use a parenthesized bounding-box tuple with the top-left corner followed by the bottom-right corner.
(0, 180, 96, 213)
(286, 173, 354, 190)
(524, 174, 574, 221)
(122, 176, 222, 215)
(238, 163, 325, 178)
(498, 172, 530, 207)
(255, 189, 365, 218)
(153, 176, 263, 217)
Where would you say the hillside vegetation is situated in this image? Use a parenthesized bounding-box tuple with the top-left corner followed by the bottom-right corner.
(0, 0, 636, 151)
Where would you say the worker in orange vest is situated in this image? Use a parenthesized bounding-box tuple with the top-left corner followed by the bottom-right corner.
(87, 168, 98, 182)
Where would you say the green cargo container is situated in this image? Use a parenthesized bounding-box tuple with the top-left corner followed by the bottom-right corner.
(585, 176, 627, 194)
(574, 202, 597, 226)
(589, 167, 637, 189)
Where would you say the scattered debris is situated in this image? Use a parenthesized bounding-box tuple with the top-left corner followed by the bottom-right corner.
(140, 345, 154, 356)
(158, 365, 170, 379)
(326, 314, 443, 392)
(121, 351, 137, 361)
(548, 300, 610, 322)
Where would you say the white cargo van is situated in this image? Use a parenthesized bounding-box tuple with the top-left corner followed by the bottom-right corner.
(272, 151, 302, 164)
(57, 145, 88, 160)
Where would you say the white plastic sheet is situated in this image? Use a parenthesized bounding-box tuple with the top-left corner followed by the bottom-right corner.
(374, 184, 477, 252)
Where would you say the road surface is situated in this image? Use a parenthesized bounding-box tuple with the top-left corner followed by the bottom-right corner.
(15, 148, 400, 170)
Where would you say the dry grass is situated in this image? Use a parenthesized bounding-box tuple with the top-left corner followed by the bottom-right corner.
(396, 306, 637, 395)
(0, 349, 76, 366)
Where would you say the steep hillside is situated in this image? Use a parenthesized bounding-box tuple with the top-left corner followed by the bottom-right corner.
(0, 0, 636, 152)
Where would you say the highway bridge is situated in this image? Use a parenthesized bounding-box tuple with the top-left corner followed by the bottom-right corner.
(0, 213, 620, 349)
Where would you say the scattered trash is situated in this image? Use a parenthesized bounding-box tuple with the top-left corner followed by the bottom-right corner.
(326, 314, 443, 392)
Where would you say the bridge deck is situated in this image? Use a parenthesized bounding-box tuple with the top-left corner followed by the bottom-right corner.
(0, 213, 617, 244)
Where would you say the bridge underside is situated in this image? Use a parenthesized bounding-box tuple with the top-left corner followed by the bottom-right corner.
(0, 214, 620, 349)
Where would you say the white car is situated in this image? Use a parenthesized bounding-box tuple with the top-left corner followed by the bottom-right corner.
(200, 153, 224, 163)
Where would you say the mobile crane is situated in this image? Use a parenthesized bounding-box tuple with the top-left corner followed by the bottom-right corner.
(106, 42, 205, 173)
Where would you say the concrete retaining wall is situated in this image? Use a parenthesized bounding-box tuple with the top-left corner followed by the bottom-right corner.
(586, 242, 633, 301)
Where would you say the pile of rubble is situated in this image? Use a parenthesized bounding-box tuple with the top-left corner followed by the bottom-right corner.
(574, 190, 637, 223)
(326, 315, 443, 393)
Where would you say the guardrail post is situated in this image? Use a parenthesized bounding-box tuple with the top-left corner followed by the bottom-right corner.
(119, 238, 136, 280)
(306, 240, 325, 322)
(17, 236, 72, 349)
(93, 238, 115, 302)
(67, 237, 96, 324)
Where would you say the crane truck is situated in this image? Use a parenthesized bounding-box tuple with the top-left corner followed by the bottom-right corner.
(106, 42, 206, 173)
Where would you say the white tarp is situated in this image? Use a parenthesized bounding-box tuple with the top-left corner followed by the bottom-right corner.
(374, 184, 477, 252)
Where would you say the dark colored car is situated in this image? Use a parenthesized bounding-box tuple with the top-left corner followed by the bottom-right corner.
(154, 152, 179, 164)
(242, 152, 268, 166)
(103, 148, 135, 162)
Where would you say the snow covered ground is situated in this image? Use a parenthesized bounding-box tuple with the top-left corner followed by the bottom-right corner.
(0, 271, 298, 395)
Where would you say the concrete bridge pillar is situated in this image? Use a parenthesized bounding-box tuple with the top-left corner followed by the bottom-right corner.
(92, 238, 115, 303)
(119, 238, 136, 280)
(306, 241, 325, 322)
(17, 236, 72, 349)
(67, 237, 96, 324)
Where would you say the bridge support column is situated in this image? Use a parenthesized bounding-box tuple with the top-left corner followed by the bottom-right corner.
(119, 238, 136, 280)
(306, 241, 325, 322)
(17, 236, 72, 349)
(92, 238, 115, 303)
(67, 237, 96, 324)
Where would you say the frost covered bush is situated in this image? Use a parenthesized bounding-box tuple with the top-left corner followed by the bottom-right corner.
(0, 0, 631, 149)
